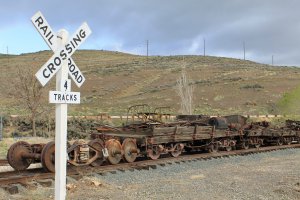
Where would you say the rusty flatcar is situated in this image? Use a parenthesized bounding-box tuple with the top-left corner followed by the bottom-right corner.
(6, 105, 300, 172)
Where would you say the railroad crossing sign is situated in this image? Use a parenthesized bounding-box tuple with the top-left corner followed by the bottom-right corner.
(32, 11, 89, 88)
(31, 11, 91, 200)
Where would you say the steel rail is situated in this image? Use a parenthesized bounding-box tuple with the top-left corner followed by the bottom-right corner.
(0, 159, 8, 166)
(0, 144, 299, 186)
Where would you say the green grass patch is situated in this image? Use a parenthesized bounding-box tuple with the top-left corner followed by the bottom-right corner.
(277, 84, 300, 114)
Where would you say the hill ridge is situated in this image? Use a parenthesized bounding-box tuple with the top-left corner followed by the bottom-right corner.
(0, 50, 300, 116)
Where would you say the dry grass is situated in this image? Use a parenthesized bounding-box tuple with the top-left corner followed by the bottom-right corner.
(1, 50, 300, 116)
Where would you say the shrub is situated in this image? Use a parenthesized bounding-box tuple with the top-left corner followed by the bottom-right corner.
(240, 84, 264, 89)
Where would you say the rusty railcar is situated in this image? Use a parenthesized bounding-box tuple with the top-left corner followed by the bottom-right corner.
(5, 105, 300, 172)
(244, 120, 300, 147)
(91, 112, 248, 165)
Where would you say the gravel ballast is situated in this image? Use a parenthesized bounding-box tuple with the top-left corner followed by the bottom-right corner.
(3, 148, 300, 200)
(67, 148, 300, 200)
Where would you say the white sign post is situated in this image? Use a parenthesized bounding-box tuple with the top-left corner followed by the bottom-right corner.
(31, 11, 91, 200)
(55, 30, 69, 200)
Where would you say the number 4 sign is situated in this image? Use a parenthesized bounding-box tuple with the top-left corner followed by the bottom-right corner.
(49, 79, 80, 104)
(63, 79, 70, 91)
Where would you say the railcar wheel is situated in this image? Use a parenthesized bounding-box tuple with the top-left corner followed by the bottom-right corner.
(41, 141, 55, 172)
(225, 146, 232, 151)
(88, 139, 105, 167)
(147, 145, 161, 160)
(284, 138, 292, 145)
(106, 139, 122, 165)
(276, 138, 283, 146)
(122, 138, 138, 163)
(208, 143, 218, 153)
(170, 143, 183, 157)
(7, 141, 33, 171)
(241, 141, 249, 150)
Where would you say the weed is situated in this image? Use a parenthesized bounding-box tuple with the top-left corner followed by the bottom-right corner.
(240, 84, 264, 89)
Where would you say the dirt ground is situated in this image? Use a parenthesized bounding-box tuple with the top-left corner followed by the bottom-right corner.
(1, 148, 300, 200)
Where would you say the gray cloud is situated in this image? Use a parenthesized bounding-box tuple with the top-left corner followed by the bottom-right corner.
(1, 0, 300, 65)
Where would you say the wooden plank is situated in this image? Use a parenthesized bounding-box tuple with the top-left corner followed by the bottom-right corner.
(195, 125, 213, 134)
(149, 132, 212, 144)
(193, 134, 211, 140)
(152, 127, 176, 136)
(175, 126, 195, 135)
(99, 132, 148, 139)
(150, 136, 174, 144)
(213, 130, 241, 138)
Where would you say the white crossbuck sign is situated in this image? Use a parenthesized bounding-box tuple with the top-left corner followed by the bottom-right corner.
(32, 11, 91, 88)
(31, 11, 92, 200)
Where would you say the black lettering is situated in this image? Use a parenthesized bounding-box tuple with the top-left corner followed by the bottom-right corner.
(43, 68, 50, 78)
(77, 75, 83, 83)
(70, 40, 75, 49)
(73, 34, 81, 46)
(54, 57, 61, 66)
(65, 44, 72, 54)
(47, 63, 56, 74)
(60, 50, 67, 60)
(46, 30, 54, 45)
(72, 71, 78, 79)
(70, 94, 74, 101)
(48, 34, 53, 45)
(66, 94, 69, 101)
(46, 31, 51, 38)
(69, 64, 75, 72)
(54, 93, 57, 100)
(64, 81, 68, 90)
(74, 95, 77, 101)
(40, 25, 48, 35)
(58, 94, 61, 101)
(62, 94, 65, 101)
(68, 59, 75, 72)
(79, 29, 86, 38)
(68, 58, 72, 65)
(35, 16, 44, 27)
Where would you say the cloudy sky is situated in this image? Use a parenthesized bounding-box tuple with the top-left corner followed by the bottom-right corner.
(1, 0, 300, 66)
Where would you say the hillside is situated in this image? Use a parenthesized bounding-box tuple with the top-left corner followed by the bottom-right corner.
(0, 50, 300, 116)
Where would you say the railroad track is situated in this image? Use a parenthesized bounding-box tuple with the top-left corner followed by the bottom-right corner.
(0, 144, 300, 187)
(0, 159, 9, 166)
